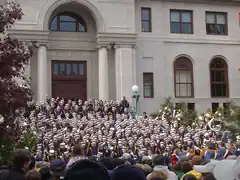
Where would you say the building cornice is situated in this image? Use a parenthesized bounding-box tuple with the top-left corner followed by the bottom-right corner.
(163, 39, 240, 45)
(8, 29, 240, 46)
(8, 29, 49, 43)
(49, 47, 96, 51)
(148, 0, 240, 6)
(137, 36, 240, 45)
(8, 30, 137, 47)
(97, 32, 137, 46)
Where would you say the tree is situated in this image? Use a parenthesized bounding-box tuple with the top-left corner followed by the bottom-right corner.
(0, 1, 33, 164)
(17, 129, 37, 153)
(0, 1, 32, 129)
(151, 97, 197, 127)
(223, 102, 240, 134)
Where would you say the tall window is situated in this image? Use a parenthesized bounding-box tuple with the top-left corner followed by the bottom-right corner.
(174, 57, 194, 97)
(212, 103, 219, 113)
(50, 12, 87, 32)
(141, 7, 152, 32)
(170, 10, 193, 34)
(206, 12, 227, 35)
(210, 58, 229, 97)
(143, 73, 154, 98)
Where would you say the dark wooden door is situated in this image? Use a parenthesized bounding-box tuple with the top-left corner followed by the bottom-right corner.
(52, 61, 87, 101)
(52, 81, 86, 100)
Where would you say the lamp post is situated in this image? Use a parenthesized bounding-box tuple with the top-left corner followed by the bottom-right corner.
(131, 85, 140, 119)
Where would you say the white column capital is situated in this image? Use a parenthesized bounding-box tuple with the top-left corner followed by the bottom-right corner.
(36, 42, 49, 48)
(97, 43, 112, 50)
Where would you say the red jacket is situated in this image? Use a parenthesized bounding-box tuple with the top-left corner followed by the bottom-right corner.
(171, 153, 179, 166)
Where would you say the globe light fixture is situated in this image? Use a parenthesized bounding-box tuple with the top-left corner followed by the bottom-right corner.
(131, 85, 140, 120)
(132, 85, 139, 94)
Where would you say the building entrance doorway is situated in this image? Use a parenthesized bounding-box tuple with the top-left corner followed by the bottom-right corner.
(52, 61, 87, 101)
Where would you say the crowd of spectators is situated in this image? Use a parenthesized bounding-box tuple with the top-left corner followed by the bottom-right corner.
(1, 97, 240, 180)
(0, 147, 219, 180)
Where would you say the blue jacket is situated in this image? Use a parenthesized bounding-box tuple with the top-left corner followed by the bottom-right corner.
(203, 150, 217, 160)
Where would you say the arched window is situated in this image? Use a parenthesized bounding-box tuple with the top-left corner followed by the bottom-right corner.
(210, 58, 229, 97)
(49, 12, 87, 32)
(174, 57, 194, 97)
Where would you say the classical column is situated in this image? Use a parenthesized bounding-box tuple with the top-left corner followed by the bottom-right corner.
(114, 45, 122, 101)
(98, 46, 109, 101)
(36, 43, 48, 103)
(114, 44, 137, 102)
(132, 45, 137, 85)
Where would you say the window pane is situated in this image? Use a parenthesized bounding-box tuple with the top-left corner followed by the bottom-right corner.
(211, 59, 226, 68)
(60, 15, 75, 21)
(142, 9, 150, 21)
(144, 75, 152, 84)
(176, 83, 192, 97)
(144, 86, 152, 97)
(179, 84, 187, 96)
(73, 64, 78, 75)
(216, 14, 226, 24)
(186, 71, 192, 83)
(79, 64, 84, 75)
(66, 64, 71, 75)
(79, 23, 86, 32)
(60, 64, 65, 75)
(142, 21, 150, 32)
(211, 71, 215, 82)
(211, 84, 215, 96)
(215, 71, 225, 82)
(187, 84, 192, 96)
(217, 84, 227, 97)
(176, 84, 180, 96)
(206, 24, 216, 34)
(212, 84, 227, 97)
(171, 22, 180, 33)
(217, 24, 226, 34)
(179, 72, 187, 83)
(171, 11, 180, 22)
(60, 22, 76, 31)
(206, 13, 215, 23)
(216, 84, 222, 96)
(144, 81, 152, 86)
(182, 23, 192, 33)
(50, 17, 57, 31)
(143, 73, 153, 97)
(176, 71, 191, 83)
(182, 12, 191, 23)
(53, 63, 59, 75)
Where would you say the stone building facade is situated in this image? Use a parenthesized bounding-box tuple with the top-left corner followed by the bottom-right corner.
(10, 0, 240, 113)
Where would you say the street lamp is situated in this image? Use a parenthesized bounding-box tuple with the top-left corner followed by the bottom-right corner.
(131, 85, 140, 119)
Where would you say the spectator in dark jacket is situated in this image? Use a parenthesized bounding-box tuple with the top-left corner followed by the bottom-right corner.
(28, 157, 36, 170)
(25, 170, 41, 180)
(0, 168, 9, 180)
(50, 159, 66, 180)
(39, 167, 51, 180)
(64, 160, 110, 180)
(7, 148, 32, 180)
